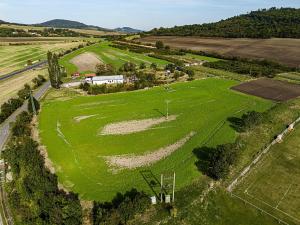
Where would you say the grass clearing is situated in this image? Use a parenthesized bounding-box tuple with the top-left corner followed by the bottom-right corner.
(39, 78, 272, 201)
(233, 124, 300, 225)
(59, 41, 169, 75)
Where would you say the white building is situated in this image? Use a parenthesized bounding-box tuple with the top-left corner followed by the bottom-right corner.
(85, 75, 124, 85)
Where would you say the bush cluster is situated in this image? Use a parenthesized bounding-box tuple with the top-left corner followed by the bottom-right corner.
(92, 189, 149, 225)
(0, 75, 46, 124)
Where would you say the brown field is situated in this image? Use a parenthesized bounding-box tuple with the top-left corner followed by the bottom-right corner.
(70, 52, 102, 72)
(138, 36, 300, 67)
(231, 78, 300, 101)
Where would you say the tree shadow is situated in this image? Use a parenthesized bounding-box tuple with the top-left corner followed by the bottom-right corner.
(139, 170, 161, 198)
(153, 108, 166, 117)
(227, 116, 244, 132)
(192, 146, 214, 176)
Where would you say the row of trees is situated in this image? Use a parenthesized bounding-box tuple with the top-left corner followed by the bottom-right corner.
(3, 111, 83, 224)
(203, 59, 294, 77)
(149, 8, 300, 38)
(0, 75, 46, 123)
(194, 111, 266, 180)
(0, 27, 86, 37)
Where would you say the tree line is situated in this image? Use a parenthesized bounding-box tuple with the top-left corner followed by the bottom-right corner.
(3, 110, 83, 224)
(0, 75, 46, 123)
(0, 27, 88, 37)
(193, 110, 266, 180)
(149, 8, 300, 38)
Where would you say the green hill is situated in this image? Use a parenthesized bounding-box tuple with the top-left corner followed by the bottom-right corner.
(37, 19, 110, 32)
(149, 7, 300, 38)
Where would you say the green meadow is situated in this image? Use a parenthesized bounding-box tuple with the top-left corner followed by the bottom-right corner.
(39, 78, 272, 201)
(59, 41, 169, 75)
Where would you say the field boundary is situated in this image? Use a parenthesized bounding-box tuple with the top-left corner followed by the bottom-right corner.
(227, 116, 300, 192)
(227, 116, 300, 225)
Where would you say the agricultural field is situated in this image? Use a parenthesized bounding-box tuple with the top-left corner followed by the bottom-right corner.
(0, 68, 47, 105)
(276, 72, 300, 84)
(38, 78, 272, 201)
(60, 41, 169, 75)
(0, 24, 118, 36)
(233, 123, 300, 225)
(138, 36, 300, 67)
(0, 40, 87, 76)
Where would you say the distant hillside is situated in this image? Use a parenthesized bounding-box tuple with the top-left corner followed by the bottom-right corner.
(114, 27, 143, 34)
(37, 19, 111, 32)
(149, 7, 300, 38)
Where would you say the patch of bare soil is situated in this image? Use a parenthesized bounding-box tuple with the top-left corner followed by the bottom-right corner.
(100, 115, 177, 135)
(74, 114, 98, 122)
(104, 131, 196, 169)
(138, 36, 300, 67)
(231, 78, 300, 101)
(70, 52, 102, 72)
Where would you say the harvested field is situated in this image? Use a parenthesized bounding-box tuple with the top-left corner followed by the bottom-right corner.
(100, 115, 177, 135)
(138, 36, 300, 67)
(70, 52, 102, 72)
(231, 78, 300, 101)
(104, 131, 196, 169)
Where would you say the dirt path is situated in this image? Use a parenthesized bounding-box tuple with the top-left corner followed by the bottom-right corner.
(104, 131, 196, 169)
(100, 115, 177, 135)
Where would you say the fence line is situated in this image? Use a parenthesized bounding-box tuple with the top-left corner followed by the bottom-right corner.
(227, 116, 300, 192)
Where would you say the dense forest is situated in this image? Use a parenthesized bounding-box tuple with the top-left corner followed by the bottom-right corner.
(149, 8, 300, 38)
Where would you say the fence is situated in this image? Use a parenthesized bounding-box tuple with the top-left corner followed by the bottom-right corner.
(227, 116, 300, 192)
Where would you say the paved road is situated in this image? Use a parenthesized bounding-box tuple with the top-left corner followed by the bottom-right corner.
(0, 81, 51, 225)
(0, 60, 47, 82)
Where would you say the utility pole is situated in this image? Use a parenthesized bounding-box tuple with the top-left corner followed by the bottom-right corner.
(166, 100, 170, 120)
(161, 174, 163, 203)
(172, 172, 176, 202)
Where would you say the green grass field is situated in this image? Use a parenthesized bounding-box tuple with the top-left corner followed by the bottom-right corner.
(59, 41, 169, 75)
(0, 41, 85, 76)
(234, 123, 300, 225)
(39, 78, 272, 201)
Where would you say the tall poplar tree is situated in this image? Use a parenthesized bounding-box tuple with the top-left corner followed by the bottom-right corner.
(47, 51, 62, 88)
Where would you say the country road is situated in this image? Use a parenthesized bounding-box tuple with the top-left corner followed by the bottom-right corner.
(0, 81, 51, 225)
(0, 60, 47, 82)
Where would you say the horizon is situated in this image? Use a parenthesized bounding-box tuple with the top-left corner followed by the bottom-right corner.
(1, 0, 300, 30)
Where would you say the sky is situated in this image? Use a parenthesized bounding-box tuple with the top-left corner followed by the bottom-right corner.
(1, 0, 299, 30)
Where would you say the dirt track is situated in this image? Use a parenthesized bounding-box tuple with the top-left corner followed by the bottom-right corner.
(138, 36, 300, 67)
(231, 78, 300, 101)
(70, 52, 102, 72)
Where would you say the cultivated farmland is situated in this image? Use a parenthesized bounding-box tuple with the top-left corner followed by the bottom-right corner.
(60, 41, 169, 75)
(138, 36, 300, 67)
(38, 78, 272, 201)
(0, 40, 87, 76)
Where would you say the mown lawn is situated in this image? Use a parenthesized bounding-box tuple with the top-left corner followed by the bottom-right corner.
(38, 78, 272, 201)
(59, 41, 169, 75)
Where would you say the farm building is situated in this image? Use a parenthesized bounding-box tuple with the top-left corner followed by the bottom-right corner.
(85, 75, 124, 85)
